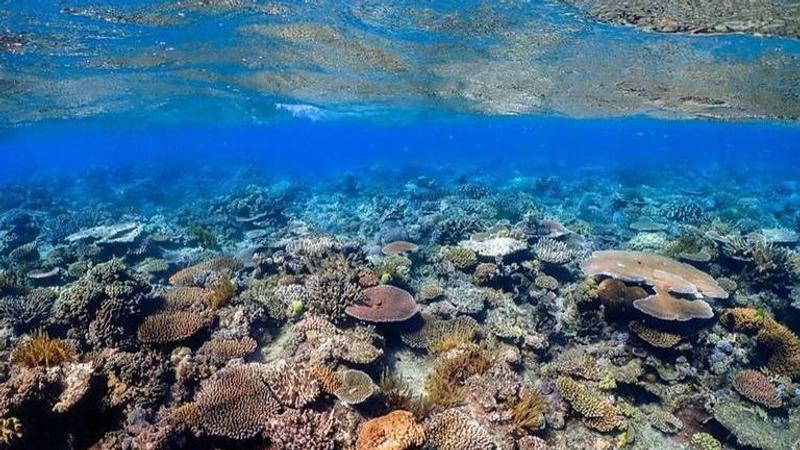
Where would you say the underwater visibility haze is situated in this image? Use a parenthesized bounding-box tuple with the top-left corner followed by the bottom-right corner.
(2, 1, 800, 450)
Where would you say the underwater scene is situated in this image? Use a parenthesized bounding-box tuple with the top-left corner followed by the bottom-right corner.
(3, 1, 800, 450)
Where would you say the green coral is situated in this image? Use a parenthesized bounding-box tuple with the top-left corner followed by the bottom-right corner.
(713, 398, 800, 450)
(373, 254, 412, 285)
(690, 433, 721, 450)
(598, 371, 617, 391)
(190, 225, 217, 249)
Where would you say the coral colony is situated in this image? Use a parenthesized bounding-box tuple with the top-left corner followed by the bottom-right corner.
(0, 168, 798, 450)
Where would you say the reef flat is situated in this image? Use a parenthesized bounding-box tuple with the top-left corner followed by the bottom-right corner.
(0, 161, 799, 450)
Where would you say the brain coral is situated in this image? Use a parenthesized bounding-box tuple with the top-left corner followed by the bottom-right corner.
(173, 364, 279, 439)
(732, 369, 781, 408)
(582, 250, 728, 321)
(424, 408, 495, 450)
(137, 311, 211, 344)
(555, 377, 623, 432)
(357, 410, 426, 450)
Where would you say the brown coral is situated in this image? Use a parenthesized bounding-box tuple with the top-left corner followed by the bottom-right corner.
(310, 364, 343, 395)
(509, 390, 547, 434)
(159, 287, 215, 310)
(11, 329, 76, 368)
(197, 336, 257, 361)
(208, 275, 236, 310)
(172, 364, 279, 439)
(596, 278, 648, 317)
(137, 311, 211, 344)
(424, 408, 495, 450)
(555, 377, 623, 432)
(582, 250, 728, 321)
(401, 315, 480, 352)
(629, 321, 682, 348)
(168, 255, 243, 287)
(426, 343, 493, 408)
(357, 410, 425, 450)
(721, 308, 800, 379)
(732, 369, 781, 408)
(382, 241, 419, 256)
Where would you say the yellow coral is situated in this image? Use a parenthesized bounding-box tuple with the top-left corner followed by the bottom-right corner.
(509, 390, 547, 434)
(721, 308, 800, 379)
(0, 417, 22, 445)
(11, 329, 76, 368)
(208, 275, 236, 310)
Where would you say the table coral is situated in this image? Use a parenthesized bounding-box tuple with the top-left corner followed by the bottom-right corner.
(582, 250, 728, 321)
(137, 311, 211, 344)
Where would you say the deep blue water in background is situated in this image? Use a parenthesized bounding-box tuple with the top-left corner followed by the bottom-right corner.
(2, 115, 799, 183)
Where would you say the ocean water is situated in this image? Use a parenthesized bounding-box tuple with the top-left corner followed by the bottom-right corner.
(2, 1, 800, 450)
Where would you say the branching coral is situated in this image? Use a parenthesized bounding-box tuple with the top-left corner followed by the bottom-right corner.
(264, 408, 337, 450)
(262, 360, 321, 408)
(444, 246, 478, 271)
(11, 329, 76, 368)
(402, 315, 480, 352)
(720, 308, 800, 379)
(533, 238, 576, 264)
(0, 417, 22, 445)
(629, 321, 682, 348)
(0, 289, 55, 332)
(306, 267, 365, 324)
(197, 335, 257, 361)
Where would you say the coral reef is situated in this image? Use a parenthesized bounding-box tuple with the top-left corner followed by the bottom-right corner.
(357, 410, 425, 450)
(11, 329, 76, 368)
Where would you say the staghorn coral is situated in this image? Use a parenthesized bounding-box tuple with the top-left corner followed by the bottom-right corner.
(0, 417, 22, 445)
(732, 369, 781, 408)
(629, 321, 682, 348)
(197, 335, 257, 361)
(357, 410, 426, 450)
(533, 238, 576, 264)
(137, 311, 211, 344)
(334, 369, 376, 405)
(172, 364, 280, 439)
(555, 377, 623, 432)
(168, 255, 243, 287)
(262, 360, 321, 408)
(11, 329, 76, 368)
(424, 408, 495, 450)
(582, 250, 728, 321)
(720, 307, 800, 379)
